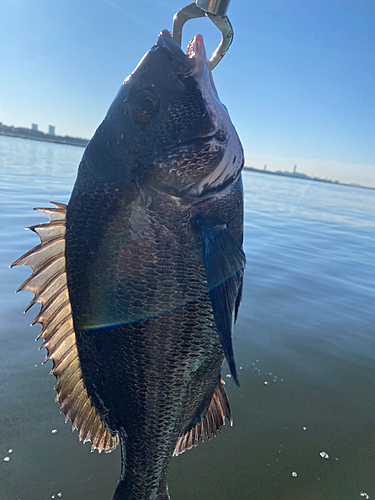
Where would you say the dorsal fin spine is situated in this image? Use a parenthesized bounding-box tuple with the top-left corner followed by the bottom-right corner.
(65, 389, 87, 425)
(55, 366, 82, 403)
(72, 397, 91, 430)
(17, 255, 64, 293)
(32, 271, 66, 315)
(36, 308, 70, 341)
(54, 360, 80, 394)
(12, 203, 119, 453)
(40, 315, 72, 351)
(33, 285, 69, 319)
(32, 296, 70, 326)
(59, 379, 85, 414)
(51, 344, 77, 373)
(80, 406, 96, 442)
(13, 238, 64, 270)
(42, 325, 74, 355)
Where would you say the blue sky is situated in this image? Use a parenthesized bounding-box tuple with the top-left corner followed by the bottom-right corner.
(1, 0, 374, 186)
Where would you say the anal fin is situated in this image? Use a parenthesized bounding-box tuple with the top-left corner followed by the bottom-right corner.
(173, 379, 232, 456)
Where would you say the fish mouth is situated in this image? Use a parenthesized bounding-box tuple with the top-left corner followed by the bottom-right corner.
(156, 30, 243, 199)
(156, 30, 219, 142)
(157, 29, 206, 76)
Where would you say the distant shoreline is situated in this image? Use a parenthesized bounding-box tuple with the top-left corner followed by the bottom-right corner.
(243, 166, 375, 191)
(0, 128, 88, 148)
(1, 132, 373, 191)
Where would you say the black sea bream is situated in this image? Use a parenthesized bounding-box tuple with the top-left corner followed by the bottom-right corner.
(12, 30, 245, 500)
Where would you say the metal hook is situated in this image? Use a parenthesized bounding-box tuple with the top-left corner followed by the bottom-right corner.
(172, 1, 233, 70)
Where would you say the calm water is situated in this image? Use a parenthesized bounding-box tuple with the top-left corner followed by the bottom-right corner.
(1, 135, 375, 500)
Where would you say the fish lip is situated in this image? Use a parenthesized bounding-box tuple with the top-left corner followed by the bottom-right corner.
(152, 31, 243, 199)
(157, 29, 196, 75)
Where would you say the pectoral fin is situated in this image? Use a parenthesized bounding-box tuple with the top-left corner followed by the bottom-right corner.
(11, 202, 119, 453)
(198, 216, 246, 385)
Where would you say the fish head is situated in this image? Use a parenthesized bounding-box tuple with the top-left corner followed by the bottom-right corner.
(83, 30, 243, 199)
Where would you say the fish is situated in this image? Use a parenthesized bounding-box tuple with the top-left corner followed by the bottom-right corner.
(12, 29, 245, 499)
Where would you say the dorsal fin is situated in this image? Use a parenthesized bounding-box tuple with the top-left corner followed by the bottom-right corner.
(11, 202, 119, 454)
(173, 379, 232, 456)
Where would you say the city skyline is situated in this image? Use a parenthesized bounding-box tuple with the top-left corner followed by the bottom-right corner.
(1, 119, 374, 188)
(1, 0, 374, 187)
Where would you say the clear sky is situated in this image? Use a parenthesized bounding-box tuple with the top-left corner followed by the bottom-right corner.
(1, 0, 374, 186)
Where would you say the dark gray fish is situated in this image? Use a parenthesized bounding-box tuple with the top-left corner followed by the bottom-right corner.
(12, 30, 245, 499)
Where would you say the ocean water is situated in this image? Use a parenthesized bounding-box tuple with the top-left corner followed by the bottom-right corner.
(0, 135, 375, 500)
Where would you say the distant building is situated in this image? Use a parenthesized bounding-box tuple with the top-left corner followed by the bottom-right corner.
(31, 123, 38, 131)
(264, 165, 267, 171)
(293, 164, 297, 173)
(48, 125, 55, 136)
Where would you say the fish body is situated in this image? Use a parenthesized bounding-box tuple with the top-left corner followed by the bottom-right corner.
(13, 31, 245, 499)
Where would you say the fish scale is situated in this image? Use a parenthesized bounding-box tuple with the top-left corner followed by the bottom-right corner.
(67, 181, 234, 495)
(12, 30, 244, 499)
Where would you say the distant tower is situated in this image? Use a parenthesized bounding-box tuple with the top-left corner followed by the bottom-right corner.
(264, 165, 267, 171)
(48, 125, 55, 136)
(31, 123, 38, 131)
(293, 164, 297, 173)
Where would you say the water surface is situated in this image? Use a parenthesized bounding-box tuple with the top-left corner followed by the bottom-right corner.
(1, 136, 375, 499)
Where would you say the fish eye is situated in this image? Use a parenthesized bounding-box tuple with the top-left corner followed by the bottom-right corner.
(132, 90, 159, 120)
(139, 97, 154, 113)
